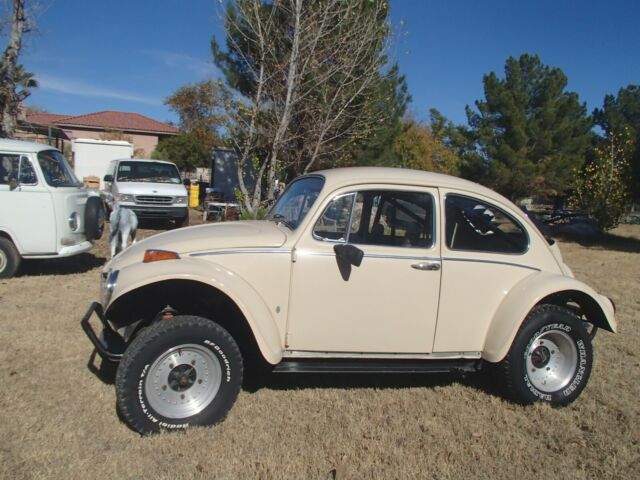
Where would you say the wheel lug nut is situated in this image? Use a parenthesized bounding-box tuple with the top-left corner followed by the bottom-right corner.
(162, 385, 167, 390)
(180, 394, 185, 399)
(191, 360, 196, 366)
(169, 363, 174, 368)
(546, 367, 550, 371)
(198, 379, 203, 384)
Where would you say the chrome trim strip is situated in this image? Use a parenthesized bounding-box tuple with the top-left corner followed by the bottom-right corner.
(190, 249, 291, 257)
(283, 350, 482, 360)
(296, 250, 441, 262)
(442, 256, 540, 271)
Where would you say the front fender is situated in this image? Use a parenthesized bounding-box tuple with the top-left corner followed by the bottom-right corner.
(107, 257, 283, 364)
(482, 272, 616, 363)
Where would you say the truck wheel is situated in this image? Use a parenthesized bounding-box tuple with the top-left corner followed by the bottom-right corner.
(115, 316, 243, 435)
(0, 237, 21, 278)
(85, 196, 105, 240)
(499, 304, 592, 406)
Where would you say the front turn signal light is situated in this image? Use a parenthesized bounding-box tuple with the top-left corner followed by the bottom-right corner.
(143, 249, 180, 263)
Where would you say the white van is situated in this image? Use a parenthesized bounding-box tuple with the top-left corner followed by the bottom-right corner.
(0, 139, 104, 278)
(102, 158, 189, 227)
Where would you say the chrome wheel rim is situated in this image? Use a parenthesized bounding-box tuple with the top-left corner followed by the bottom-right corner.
(0, 249, 7, 273)
(526, 330, 577, 392)
(145, 344, 222, 419)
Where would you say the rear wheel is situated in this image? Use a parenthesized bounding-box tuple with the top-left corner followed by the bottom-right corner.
(0, 237, 20, 278)
(499, 304, 592, 405)
(115, 316, 243, 435)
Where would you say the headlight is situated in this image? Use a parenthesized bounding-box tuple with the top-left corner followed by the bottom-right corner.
(68, 212, 80, 231)
(116, 193, 134, 202)
(175, 196, 187, 204)
(101, 269, 119, 306)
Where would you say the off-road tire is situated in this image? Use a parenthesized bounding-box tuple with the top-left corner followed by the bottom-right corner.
(85, 196, 105, 240)
(499, 304, 592, 406)
(115, 316, 243, 435)
(0, 237, 20, 278)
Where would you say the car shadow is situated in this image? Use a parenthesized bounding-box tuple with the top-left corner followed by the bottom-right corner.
(555, 230, 640, 254)
(19, 253, 106, 276)
(244, 369, 502, 401)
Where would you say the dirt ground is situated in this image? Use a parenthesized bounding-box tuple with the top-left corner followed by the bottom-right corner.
(0, 214, 638, 480)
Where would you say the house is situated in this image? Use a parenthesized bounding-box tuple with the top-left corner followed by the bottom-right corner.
(18, 110, 179, 157)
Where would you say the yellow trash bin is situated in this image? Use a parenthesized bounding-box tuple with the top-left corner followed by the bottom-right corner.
(189, 182, 199, 207)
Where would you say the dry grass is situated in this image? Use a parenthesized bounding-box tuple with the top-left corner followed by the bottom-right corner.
(0, 217, 638, 479)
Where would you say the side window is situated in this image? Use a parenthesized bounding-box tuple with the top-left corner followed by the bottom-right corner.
(445, 194, 528, 254)
(313, 193, 355, 242)
(0, 154, 18, 185)
(0, 154, 37, 186)
(19, 156, 38, 185)
(314, 190, 434, 248)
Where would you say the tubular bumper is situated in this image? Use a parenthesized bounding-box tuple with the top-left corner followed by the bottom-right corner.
(80, 301, 125, 363)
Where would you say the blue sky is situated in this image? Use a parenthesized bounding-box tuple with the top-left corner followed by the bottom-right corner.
(16, 0, 640, 126)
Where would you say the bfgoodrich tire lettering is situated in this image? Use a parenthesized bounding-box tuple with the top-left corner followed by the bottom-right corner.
(115, 316, 243, 435)
(499, 304, 593, 406)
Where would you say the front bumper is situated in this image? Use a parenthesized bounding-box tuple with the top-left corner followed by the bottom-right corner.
(80, 302, 125, 363)
(121, 204, 188, 220)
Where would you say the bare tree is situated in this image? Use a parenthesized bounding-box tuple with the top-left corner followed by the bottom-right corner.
(0, 0, 34, 138)
(215, 0, 396, 215)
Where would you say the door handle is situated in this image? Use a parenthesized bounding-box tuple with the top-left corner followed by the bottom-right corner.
(411, 262, 441, 271)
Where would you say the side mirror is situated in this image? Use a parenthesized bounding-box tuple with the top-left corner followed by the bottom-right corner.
(103, 174, 114, 182)
(183, 178, 191, 186)
(333, 243, 364, 267)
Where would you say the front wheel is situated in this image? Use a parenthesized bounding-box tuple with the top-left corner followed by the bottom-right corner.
(115, 316, 243, 435)
(0, 237, 21, 278)
(499, 304, 592, 405)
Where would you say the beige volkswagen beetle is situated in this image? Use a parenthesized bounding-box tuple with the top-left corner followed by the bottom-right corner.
(81, 167, 616, 434)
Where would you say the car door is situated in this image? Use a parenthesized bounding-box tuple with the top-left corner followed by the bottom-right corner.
(287, 186, 441, 354)
(0, 153, 56, 254)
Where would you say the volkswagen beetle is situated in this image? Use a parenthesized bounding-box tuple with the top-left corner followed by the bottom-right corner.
(81, 167, 616, 434)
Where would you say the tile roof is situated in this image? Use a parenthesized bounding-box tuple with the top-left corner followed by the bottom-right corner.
(25, 113, 73, 124)
(25, 110, 179, 134)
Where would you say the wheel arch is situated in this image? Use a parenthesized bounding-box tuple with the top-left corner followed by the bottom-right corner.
(0, 228, 21, 252)
(482, 272, 616, 363)
(105, 265, 283, 365)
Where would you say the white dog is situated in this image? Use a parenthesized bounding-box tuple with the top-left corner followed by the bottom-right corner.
(109, 203, 138, 258)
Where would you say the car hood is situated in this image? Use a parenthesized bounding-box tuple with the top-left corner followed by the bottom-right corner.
(108, 220, 287, 270)
(116, 181, 187, 196)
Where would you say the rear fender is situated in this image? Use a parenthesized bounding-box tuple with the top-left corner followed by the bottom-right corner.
(107, 257, 283, 364)
(483, 272, 616, 363)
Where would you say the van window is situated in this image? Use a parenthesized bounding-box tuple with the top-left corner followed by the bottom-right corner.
(0, 154, 37, 186)
(38, 150, 79, 187)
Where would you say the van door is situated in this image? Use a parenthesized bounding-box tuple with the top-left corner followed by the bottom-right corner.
(0, 153, 56, 254)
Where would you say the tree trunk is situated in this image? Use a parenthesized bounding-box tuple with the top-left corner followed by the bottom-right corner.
(0, 0, 27, 138)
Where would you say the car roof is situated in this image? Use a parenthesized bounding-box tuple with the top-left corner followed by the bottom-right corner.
(0, 139, 59, 154)
(312, 167, 516, 207)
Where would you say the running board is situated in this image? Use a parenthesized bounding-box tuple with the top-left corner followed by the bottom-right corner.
(273, 359, 482, 374)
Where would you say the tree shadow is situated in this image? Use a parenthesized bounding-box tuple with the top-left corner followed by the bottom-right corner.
(555, 230, 640, 254)
(19, 253, 106, 276)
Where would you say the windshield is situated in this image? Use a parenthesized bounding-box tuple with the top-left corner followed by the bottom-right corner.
(116, 161, 181, 183)
(37, 150, 80, 187)
(267, 176, 324, 229)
